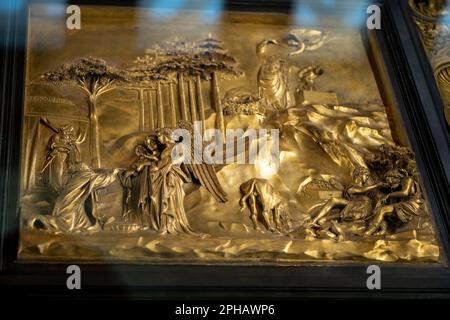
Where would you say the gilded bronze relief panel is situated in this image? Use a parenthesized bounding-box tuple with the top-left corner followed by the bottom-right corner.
(19, 4, 440, 263)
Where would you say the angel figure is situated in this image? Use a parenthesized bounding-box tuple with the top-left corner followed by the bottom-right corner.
(40, 118, 86, 192)
(284, 29, 332, 56)
(150, 126, 228, 235)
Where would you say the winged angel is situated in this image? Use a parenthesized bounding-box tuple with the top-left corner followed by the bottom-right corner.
(124, 125, 228, 235)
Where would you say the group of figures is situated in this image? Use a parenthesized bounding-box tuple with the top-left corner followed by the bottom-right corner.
(24, 29, 428, 242)
(28, 121, 228, 235)
(27, 114, 426, 241)
(237, 144, 425, 240)
(121, 124, 228, 235)
(304, 144, 425, 239)
(255, 29, 330, 110)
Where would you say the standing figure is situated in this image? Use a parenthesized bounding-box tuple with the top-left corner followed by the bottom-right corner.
(257, 56, 290, 110)
(151, 129, 193, 234)
(122, 135, 160, 229)
(150, 126, 227, 235)
(41, 118, 86, 192)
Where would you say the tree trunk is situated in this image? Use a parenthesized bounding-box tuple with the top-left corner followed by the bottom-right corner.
(169, 83, 177, 127)
(178, 73, 188, 121)
(138, 88, 145, 132)
(156, 81, 164, 128)
(89, 95, 101, 168)
(188, 79, 197, 122)
(24, 116, 40, 190)
(148, 90, 154, 130)
(196, 75, 205, 132)
(211, 72, 225, 140)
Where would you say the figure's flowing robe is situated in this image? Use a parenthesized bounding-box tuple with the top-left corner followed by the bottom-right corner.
(124, 164, 157, 229)
(43, 134, 80, 192)
(138, 166, 156, 228)
(151, 151, 195, 235)
(257, 59, 289, 110)
(35, 168, 116, 233)
(391, 178, 423, 223)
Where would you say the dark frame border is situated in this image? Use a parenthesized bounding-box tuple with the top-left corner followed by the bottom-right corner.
(1, 0, 450, 299)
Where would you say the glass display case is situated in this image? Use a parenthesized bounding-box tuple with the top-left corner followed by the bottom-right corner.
(1, 0, 450, 298)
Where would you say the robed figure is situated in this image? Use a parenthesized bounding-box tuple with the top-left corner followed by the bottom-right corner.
(152, 127, 228, 235)
(40, 118, 86, 192)
(122, 136, 160, 229)
(124, 125, 228, 235)
(28, 162, 119, 233)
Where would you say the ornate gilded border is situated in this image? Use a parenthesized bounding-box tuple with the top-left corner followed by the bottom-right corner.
(410, 0, 450, 127)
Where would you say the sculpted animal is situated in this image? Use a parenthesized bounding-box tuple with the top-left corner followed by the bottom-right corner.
(239, 178, 291, 232)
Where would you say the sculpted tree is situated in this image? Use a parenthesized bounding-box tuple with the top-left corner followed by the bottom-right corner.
(152, 36, 242, 136)
(149, 38, 206, 125)
(42, 57, 126, 168)
(125, 53, 173, 129)
(197, 34, 242, 139)
(132, 36, 241, 136)
(135, 39, 208, 128)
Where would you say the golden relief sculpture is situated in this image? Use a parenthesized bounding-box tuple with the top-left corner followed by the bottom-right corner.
(19, 5, 440, 263)
(411, 0, 450, 127)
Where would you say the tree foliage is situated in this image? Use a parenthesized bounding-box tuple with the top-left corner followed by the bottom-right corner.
(129, 35, 242, 83)
(42, 57, 127, 98)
